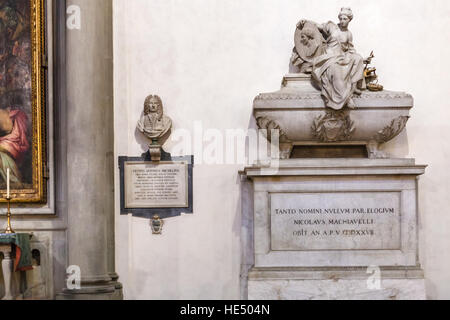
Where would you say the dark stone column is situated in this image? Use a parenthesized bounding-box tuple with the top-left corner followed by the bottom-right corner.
(58, 0, 121, 300)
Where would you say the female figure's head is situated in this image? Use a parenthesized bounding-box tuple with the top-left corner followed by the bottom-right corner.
(338, 7, 353, 28)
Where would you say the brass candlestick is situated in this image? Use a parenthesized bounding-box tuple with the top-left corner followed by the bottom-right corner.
(4, 196, 14, 234)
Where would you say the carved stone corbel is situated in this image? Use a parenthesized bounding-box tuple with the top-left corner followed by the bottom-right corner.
(367, 116, 410, 159)
(256, 116, 293, 159)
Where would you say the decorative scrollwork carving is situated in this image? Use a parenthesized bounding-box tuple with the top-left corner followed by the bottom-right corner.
(254, 92, 321, 101)
(312, 110, 355, 142)
(256, 116, 289, 142)
(254, 91, 412, 101)
(373, 116, 410, 143)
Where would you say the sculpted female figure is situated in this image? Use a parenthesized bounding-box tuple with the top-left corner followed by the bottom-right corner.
(297, 8, 370, 110)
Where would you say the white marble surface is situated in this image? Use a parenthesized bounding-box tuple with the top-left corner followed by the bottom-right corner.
(243, 158, 426, 300)
(248, 278, 426, 300)
(247, 159, 423, 268)
(270, 192, 401, 251)
(0, 245, 14, 300)
(124, 162, 188, 208)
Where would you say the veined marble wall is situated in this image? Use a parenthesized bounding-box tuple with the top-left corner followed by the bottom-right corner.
(113, 0, 450, 299)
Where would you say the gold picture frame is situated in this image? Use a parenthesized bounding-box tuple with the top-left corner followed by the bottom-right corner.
(0, 0, 46, 203)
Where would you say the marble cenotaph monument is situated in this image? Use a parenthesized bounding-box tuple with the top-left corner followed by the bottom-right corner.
(242, 8, 427, 300)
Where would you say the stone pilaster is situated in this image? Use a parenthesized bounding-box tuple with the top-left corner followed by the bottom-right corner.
(57, 0, 121, 300)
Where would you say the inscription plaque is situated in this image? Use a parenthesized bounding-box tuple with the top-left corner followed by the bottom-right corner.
(124, 161, 188, 208)
(271, 192, 401, 251)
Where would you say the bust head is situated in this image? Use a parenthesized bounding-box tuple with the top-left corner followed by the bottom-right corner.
(300, 28, 315, 47)
(144, 95, 163, 120)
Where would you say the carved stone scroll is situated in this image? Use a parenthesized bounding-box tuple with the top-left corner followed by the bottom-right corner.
(374, 116, 410, 143)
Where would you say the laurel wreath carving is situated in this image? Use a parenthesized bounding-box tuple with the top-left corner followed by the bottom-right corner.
(255, 116, 289, 142)
(254, 91, 412, 102)
(311, 110, 355, 142)
(374, 116, 410, 143)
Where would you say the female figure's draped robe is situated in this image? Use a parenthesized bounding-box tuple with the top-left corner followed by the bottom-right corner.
(312, 22, 365, 110)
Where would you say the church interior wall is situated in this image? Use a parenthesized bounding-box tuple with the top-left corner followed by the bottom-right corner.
(113, 0, 450, 299)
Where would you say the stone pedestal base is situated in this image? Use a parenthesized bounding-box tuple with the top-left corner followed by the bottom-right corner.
(248, 268, 426, 300)
(56, 275, 121, 300)
(109, 272, 124, 300)
(242, 158, 427, 300)
(56, 292, 118, 300)
(56, 283, 119, 300)
(149, 143, 162, 161)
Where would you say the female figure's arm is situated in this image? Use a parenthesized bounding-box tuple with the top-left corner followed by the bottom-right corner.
(347, 31, 356, 53)
(297, 20, 328, 33)
(347, 31, 373, 63)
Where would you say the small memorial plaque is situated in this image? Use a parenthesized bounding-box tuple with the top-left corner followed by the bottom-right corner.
(271, 192, 401, 251)
(124, 161, 188, 208)
(119, 154, 193, 219)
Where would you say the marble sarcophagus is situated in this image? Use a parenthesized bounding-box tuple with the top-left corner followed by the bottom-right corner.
(254, 74, 411, 159)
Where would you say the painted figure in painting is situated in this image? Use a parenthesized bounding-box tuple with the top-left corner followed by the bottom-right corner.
(0, 0, 32, 189)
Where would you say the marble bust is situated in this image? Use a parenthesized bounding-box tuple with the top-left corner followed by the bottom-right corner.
(137, 95, 172, 141)
(136, 94, 172, 161)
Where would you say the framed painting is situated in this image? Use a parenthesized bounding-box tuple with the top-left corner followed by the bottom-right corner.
(0, 0, 46, 203)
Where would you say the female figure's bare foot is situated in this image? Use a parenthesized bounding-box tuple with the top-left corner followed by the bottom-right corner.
(347, 97, 356, 109)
